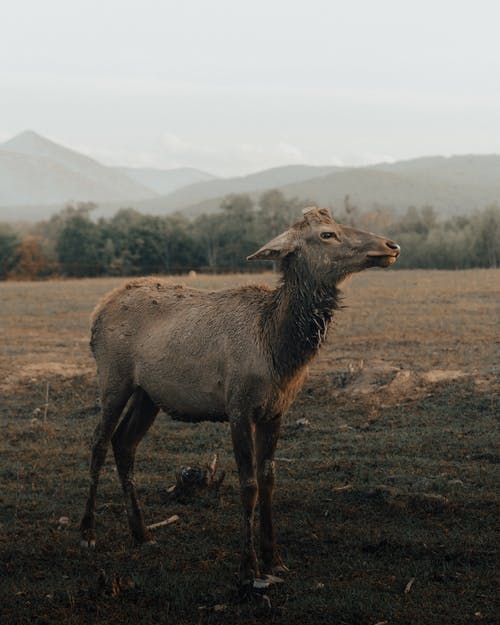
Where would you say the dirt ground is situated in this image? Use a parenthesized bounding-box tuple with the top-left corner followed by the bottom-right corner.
(0, 269, 498, 625)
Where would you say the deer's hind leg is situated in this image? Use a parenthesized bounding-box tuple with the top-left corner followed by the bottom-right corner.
(111, 388, 159, 544)
(80, 378, 134, 548)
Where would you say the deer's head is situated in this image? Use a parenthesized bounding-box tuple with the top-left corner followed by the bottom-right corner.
(248, 207, 400, 284)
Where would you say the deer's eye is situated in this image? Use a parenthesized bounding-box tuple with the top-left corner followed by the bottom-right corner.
(320, 231, 340, 241)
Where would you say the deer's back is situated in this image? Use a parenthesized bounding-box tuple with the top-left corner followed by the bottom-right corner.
(90, 278, 285, 421)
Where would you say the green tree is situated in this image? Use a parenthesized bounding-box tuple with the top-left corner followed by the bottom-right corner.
(56, 213, 103, 277)
(0, 224, 20, 279)
(34, 202, 98, 265)
(218, 194, 258, 270)
(193, 213, 225, 272)
(257, 190, 301, 237)
(163, 213, 203, 272)
(124, 215, 168, 274)
(471, 204, 499, 267)
(98, 208, 143, 275)
(397, 205, 437, 236)
(192, 194, 258, 272)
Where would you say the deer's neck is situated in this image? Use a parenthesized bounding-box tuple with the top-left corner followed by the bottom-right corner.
(263, 266, 340, 380)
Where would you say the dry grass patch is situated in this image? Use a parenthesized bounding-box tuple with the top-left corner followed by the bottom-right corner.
(0, 269, 498, 624)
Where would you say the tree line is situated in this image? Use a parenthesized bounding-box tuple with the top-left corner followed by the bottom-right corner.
(0, 190, 499, 280)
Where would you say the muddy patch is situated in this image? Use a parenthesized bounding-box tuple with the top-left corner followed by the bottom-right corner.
(328, 359, 472, 403)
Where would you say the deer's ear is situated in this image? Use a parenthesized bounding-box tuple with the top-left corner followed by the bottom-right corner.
(247, 229, 297, 261)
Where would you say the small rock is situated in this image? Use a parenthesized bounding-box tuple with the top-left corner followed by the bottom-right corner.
(338, 424, 354, 431)
(295, 418, 310, 428)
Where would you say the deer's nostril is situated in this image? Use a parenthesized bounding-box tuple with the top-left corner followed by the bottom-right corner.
(386, 241, 400, 253)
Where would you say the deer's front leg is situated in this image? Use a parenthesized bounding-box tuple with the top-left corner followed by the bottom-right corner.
(256, 416, 287, 575)
(230, 417, 259, 585)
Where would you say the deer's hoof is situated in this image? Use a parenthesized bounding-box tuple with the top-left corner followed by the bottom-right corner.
(80, 538, 96, 549)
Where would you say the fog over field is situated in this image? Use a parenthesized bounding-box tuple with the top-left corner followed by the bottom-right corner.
(1, 1, 500, 179)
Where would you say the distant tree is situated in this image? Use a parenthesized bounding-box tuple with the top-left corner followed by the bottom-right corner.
(218, 194, 258, 269)
(35, 202, 97, 242)
(98, 208, 144, 275)
(163, 213, 203, 272)
(0, 224, 20, 279)
(192, 194, 260, 272)
(471, 204, 499, 268)
(420, 205, 437, 233)
(397, 205, 437, 236)
(123, 216, 168, 274)
(56, 213, 103, 277)
(34, 202, 98, 267)
(388, 204, 500, 269)
(193, 213, 225, 272)
(95, 209, 198, 275)
(220, 193, 254, 217)
(257, 190, 301, 236)
(9, 236, 53, 280)
(8, 195, 499, 279)
(357, 205, 396, 234)
(339, 194, 359, 225)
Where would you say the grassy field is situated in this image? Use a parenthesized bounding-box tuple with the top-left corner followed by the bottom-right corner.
(0, 269, 498, 625)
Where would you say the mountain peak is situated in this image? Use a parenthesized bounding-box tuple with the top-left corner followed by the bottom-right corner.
(3, 129, 51, 145)
(0, 130, 78, 159)
(14, 129, 44, 139)
(0, 130, 157, 206)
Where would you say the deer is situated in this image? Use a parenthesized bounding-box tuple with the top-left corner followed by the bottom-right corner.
(80, 207, 400, 588)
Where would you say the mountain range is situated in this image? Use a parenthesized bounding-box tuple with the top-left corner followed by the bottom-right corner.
(1, 131, 499, 222)
(114, 166, 216, 195)
(0, 131, 155, 205)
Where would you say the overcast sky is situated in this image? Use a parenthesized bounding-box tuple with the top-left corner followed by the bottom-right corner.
(1, 0, 499, 176)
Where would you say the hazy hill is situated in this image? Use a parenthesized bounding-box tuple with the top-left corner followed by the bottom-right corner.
(374, 154, 500, 187)
(0, 131, 156, 208)
(116, 166, 217, 195)
(0, 131, 499, 222)
(181, 156, 500, 218)
(0, 150, 147, 207)
(126, 164, 340, 215)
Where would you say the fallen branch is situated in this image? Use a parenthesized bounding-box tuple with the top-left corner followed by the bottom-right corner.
(404, 577, 415, 594)
(147, 515, 180, 531)
(332, 483, 353, 492)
